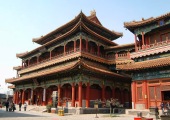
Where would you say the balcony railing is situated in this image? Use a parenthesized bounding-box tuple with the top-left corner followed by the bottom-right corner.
(117, 53, 128, 59)
(20, 49, 116, 71)
(131, 39, 170, 59)
(137, 40, 170, 51)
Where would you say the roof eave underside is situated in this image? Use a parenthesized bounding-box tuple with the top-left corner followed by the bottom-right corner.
(106, 43, 135, 50)
(6, 59, 128, 84)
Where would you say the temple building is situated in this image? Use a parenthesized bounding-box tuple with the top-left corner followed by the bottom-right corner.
(119, 12, 170, 109)
(5, 11, 132, 108)
(6, 11, 170, 111)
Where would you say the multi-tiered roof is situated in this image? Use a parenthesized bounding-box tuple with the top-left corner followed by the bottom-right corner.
(6, 11, 129, 84)
(17, 11, 122, 59)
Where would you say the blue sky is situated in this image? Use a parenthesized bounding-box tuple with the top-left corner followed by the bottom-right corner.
(0, 0, 169, 93)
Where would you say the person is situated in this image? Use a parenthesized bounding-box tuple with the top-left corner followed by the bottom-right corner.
(19, 101, 22, 111)
(166, 102, 170, 110)
(160, 102, 165, 114)
(9, 102, 12, 112)
(0, 102, 2, 109)
(24, 102, 27, 111)
(11, 102, 16, 112)
(5, 100, 9, 111)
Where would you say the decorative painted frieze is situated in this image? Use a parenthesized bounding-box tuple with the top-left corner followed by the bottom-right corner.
(132, 69, 170, 80)
(134, 23, 158, 35)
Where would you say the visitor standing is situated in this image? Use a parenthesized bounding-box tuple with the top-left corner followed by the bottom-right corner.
(160, 102, 165, 114)
(12, 102, 16, 112)
(166, 102, 170, 110)
(24, 102, 27, 111)
(19, 101, 22, 111)
(5, 100, 9, 111)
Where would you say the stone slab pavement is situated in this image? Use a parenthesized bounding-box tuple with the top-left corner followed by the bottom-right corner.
(0, 107, 158, 120)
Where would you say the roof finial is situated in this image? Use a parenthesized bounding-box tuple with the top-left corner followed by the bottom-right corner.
(90, 9, 96, 16)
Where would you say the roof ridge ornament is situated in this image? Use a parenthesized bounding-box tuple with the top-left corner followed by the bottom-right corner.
(90, 9, 96, 16)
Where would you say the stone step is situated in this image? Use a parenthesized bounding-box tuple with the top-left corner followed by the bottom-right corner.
(127, 110, 150, 116)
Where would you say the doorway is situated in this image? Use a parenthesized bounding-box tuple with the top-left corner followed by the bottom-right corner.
(162, 91, 170, 101)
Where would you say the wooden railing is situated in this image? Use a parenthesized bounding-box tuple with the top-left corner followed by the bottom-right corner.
(21, 49, 116, 70)
(137, 40, 170, 51)
(117, 53, 128, 59)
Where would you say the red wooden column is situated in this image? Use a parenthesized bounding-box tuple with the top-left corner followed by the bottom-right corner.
(16, 91, 18, 104)
(78, 81, 82, 107)
(74, 40, 76, 52)
(112, 87, 115, 99)
(64, 44, 66, 56)
(28, 59, 30, 67)
(15, 91, 17, 104)
(86, 82, 90, 108)
(19, 91, 21, 103)
(97, 44, 100, 56)
(86, 38, 88, 52)
(79, 36, 82, 51)
(143, 80, 148, 109)
(17, 91, 20, 104)
(50, 51, 52, 60)
(115, 53, 118, 59)
(71, 83, 75, 107)
(142, 32, 145, 49)
(134, 34, 137, 52)
(21, 60, 23, 68)
(22, 90, 25, 104)
(18, 91, 20, 104)
(131, 81, 136, 109)
(13, 91, 15, 103)
(102, 84, 105, 101)
(127, 51, 130, 59)
(37, 56, 39, 64)
(58, 84, 61, 106)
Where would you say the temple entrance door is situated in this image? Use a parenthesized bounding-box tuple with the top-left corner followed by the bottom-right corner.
(148, 86, 161, 107)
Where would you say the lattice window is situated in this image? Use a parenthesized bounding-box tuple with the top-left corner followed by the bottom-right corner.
(149, 87, 155, 100)
(156, 86, 161, 100)
(137, 87, 142, 100)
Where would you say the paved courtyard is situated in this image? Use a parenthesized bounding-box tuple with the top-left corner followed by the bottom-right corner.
(0, 107, 158, 120)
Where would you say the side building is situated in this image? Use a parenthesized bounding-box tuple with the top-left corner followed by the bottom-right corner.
(118, 12, 170, 110)
(5, 11, 132, 108)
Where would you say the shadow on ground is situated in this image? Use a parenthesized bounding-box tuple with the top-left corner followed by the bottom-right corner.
(0, 109, 47, 118)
